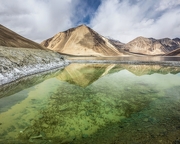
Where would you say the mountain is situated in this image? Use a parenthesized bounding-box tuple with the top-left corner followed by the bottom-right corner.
(108, 38, 127, 54)
(165, 48, 180, 56)
(0, 24, 46, 49)
(41, 25, 122, 56)
(108, 38, 125, 49)
(0, 24, 67, 85)
(123, 36, 180, 55)
(173, 38, 180, 45)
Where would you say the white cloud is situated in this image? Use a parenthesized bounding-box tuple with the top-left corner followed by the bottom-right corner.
(0, 0, 80, 42)
(156, 0, 180, 11)
(0, 0, 180, 43)
(90, 0, 180, 43)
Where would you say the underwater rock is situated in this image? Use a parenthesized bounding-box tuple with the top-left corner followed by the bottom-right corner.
(69, 127, 75, 131)
(42, 123, 49, 128)
(173, 139, 180, 144)
(176, 126, 180, 129)
(143, 118, 149, 122)
(59, 121, 66, 127)
(38, 114, 44, 119)
(140, 91, 147, 94)
(82, 134, 88, 138)
(40, 131, 46, 138)
(148, 89, 159, 93)
(29, 134, 43, 143)
(84, 127, 89, 130)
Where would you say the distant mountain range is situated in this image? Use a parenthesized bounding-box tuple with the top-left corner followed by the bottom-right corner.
(0, 24, 180, 56)
(41, 25, 180, 56)
(121, 37, 180, 56)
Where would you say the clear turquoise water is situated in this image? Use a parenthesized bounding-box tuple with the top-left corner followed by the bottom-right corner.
(0, 63, 180, 144)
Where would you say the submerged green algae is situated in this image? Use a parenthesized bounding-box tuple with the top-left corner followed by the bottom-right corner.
(0, 63, 180, 143)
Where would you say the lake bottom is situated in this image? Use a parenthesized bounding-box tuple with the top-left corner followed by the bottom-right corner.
(0, 63, 180, 144)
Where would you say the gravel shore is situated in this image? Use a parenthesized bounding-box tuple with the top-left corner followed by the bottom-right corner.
(67, 59, 180, 66)
(0, 46, 69, 85)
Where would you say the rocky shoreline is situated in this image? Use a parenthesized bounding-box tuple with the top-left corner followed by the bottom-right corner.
(68, 59, 180, 67)
(0, 46, 69, 85)
(1, 46, 180, 86)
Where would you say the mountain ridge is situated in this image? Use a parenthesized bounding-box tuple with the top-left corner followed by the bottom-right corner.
(41, 25, 123, 56)
(1, 23, 179, 56)
(41, 25, 180, 56)
(122, 36, 180, 55)
(0, 24, 46, 49)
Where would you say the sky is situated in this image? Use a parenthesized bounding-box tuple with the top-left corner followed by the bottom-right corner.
(0, 0, 180, 43)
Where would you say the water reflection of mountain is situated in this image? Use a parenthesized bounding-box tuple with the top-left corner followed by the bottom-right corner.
(56, 63, 119, 87)
(117, 64, 180, 76)
(1, 63, 180, 98)
(57, 63, 180, 87)
(0, 68, 63, 98)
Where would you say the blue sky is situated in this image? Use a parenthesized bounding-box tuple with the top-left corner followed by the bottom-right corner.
(0, 0, 180, 43)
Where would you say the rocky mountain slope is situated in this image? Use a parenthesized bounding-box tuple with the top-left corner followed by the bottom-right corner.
(0, 24, 46, 49)
(108, 39, 124, 48)
(0, 46, 68, 85)
(123, 36, 180, 55)
(165, 48, 180, 56)
(0, 24, 67, 85)
(41, 25, 122, 56)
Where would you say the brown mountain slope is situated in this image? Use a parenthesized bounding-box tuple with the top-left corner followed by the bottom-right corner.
(123, 36, 180, 55)
(41, 25, 122, 56)
(0, 24, 46, 49)
(165, 48, 180, 56)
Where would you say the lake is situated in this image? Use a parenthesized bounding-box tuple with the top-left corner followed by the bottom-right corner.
(0, 63, 180, 144)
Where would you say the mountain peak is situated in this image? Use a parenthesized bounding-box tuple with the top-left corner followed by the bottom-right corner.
(77, 24, 89, 29)
(134, 36, 148, 41)
(41, 25, 122, 56)
(78, 24, 88, 27)
(124, 36, 180, 55)
(75, 24, 92, 32)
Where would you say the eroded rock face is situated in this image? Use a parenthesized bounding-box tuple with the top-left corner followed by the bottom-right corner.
(0, 47, 68, 85)
(41, 25, 123, 56)
(166, 48, 180, 56)
(0, 24, 46, 50)
(123, 36, 180, 55)
(108, 39, 126, 53)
